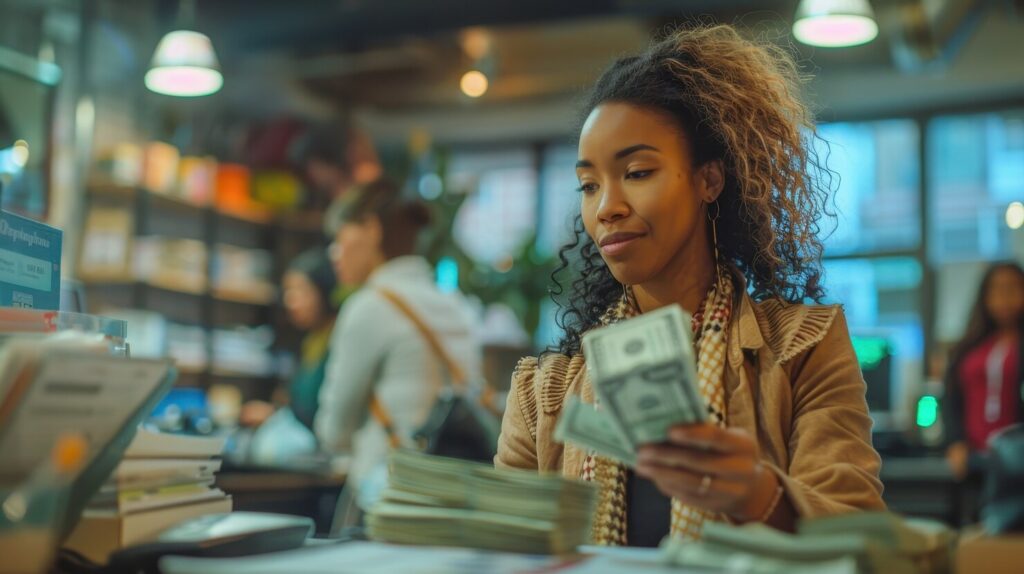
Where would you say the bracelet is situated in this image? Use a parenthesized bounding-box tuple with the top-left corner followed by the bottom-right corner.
(756, 485, 785, 524)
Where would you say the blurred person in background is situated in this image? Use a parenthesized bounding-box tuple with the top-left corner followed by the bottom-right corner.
(290, 122, 382, 209)
(944, 262, 1024, 481)
(315, 177, 482, 511)
(240, 249, 340, 432)
(496, 25, 885, 546)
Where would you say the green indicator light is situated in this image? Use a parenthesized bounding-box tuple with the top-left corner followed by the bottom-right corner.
(916, 395, 938, 428)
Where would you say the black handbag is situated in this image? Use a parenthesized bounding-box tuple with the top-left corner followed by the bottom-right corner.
(369, 289, 499, 463)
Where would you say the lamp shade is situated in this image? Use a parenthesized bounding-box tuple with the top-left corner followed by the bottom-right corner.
(145, 30, 223, 97)
(793, 0, 879, 48)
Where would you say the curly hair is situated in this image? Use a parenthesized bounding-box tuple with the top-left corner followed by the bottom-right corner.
(551, 24, 836, 356)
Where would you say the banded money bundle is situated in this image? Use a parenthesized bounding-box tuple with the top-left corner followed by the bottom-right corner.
(366, 450, 598, 555)
(661, 512, 955, 574)
(556, 304, 706, 464)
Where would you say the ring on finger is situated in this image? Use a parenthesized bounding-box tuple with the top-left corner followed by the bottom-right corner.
(697, 474, 713, 496)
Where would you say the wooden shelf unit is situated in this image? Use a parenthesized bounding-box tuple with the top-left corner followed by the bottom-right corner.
(81, 180, 324, 399)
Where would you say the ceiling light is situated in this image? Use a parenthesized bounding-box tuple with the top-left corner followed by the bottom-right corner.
(1007, 202, 1024, 230)
(146, 29, 222, 97)
(460, 70, 488, 98)
(793, 0, 879, 48)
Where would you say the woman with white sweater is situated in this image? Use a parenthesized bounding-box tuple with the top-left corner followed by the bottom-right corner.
(314, 178, 481, 511)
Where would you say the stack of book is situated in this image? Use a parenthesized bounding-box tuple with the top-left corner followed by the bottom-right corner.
(65, 429, 232, 564)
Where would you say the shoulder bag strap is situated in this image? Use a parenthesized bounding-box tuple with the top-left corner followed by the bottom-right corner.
(376, 287, 468, 387)
(368, 287, 471, 448)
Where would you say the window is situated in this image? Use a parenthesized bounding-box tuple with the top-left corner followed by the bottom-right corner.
(816, 120, 924, 423)
(816, 120, 920, 255)
(537, 144, 580, 257)
(448, 149, 538, 266)
(534, 145, 580, 349)
(821, 257, 925, 417)
(928, 110, 1024, 264)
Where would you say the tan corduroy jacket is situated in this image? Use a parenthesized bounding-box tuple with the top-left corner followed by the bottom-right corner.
(495, 289, 886, 520)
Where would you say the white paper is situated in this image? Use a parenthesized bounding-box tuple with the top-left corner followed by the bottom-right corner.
(160, 541, 682, 574)
(0, 354, 172, 483)
(125, 428, 227, 459)
(162, 541, 566, 574)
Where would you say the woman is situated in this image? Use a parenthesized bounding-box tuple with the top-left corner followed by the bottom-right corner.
(496, 25, 885, 546)
(314, 177, 481, 509)
(240, 249, 339, 432)
(944, 262, 1024, 480)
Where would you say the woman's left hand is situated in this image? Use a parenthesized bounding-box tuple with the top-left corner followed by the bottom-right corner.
(635, 423, 780, 522)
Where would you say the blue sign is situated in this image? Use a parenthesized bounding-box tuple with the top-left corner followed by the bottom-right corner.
(0, 210, 62, 310)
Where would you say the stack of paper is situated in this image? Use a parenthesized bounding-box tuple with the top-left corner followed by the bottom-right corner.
(366, 450, 597, 555)
(64, 429, 232, 563)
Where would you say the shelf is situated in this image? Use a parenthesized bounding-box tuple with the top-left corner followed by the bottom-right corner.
(145, 276, 208, 297)
(176, 365, 208, 377)
(216, 206, 275, 226)
(210, 369, 278, 381)
(172, 366, 276, 382)
(78, 272, 135, 285)
(211, 286, 277, 307)
(82, 277, 275, 308)
(88, 180, 294, 229)
(87, 181, 138, 200)
(278, 211, 324, 234)
(89, 180, 208, 212)
(81, 276, 205, 296)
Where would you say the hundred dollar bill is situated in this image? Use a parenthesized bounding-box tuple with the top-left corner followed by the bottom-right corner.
(554, 395, 636, 466)
(582, 304, 705, 446)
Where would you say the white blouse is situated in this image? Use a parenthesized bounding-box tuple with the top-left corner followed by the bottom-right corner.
(314, 256, 481, 503)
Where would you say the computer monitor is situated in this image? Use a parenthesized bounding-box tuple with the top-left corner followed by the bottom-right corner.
(851, 335, 893, 414)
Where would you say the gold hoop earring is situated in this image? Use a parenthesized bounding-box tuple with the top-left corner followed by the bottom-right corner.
(707, 200, 722, 288)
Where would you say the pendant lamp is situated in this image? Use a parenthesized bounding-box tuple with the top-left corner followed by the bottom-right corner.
(145, 0, 222, 97)
(793, 0, 879, 48)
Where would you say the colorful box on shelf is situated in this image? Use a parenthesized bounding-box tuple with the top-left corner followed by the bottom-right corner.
(178, 156, 218, 206)
(211, 245, 275, 303)
(0, 210, 62, 310)
(214, 163, 251, 212)
(108, 143, 144, 187)
(252, 170, 303, 210)
(143, 142, 180, 195)
(133, 237, 208, 295)
(215, 164, 275, 222)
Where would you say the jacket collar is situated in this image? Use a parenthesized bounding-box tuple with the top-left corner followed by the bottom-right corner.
(727, 265, 765, 351)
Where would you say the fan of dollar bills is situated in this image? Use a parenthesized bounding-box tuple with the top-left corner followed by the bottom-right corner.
(556, 304, 706, 465)
(366, 450, 598, 555)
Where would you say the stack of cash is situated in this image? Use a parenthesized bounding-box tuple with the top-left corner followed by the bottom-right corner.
(366, 450, 597, 554)
(661, 512, 956, 574)
(556, 304, 706, 464)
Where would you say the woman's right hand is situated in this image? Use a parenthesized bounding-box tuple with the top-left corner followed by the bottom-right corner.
(946, 441, 970, 481)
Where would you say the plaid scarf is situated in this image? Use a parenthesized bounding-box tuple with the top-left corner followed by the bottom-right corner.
(582, 269, 734, 545)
